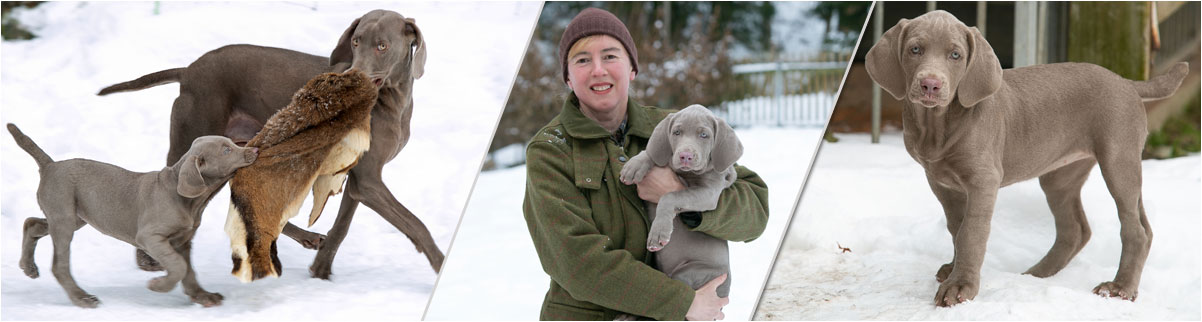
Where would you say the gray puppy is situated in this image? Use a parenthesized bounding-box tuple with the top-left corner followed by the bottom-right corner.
(865, 10, 1188, 306)
(620, 104, 744, 298)
(8, 123, 257, 308)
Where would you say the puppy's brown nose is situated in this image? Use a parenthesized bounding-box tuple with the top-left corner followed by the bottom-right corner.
(921, 78, 942, 96)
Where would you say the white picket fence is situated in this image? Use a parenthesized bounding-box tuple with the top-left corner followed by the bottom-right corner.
(714, 92, 836, 128)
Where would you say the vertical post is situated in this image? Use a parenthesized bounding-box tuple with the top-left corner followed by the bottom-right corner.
(977, 1, 987, 34)
(1014, 2, 1039, 67)
(927, 1, 936, 12)
(774, 60, 784, 127)
(871, 3, 884, 143)
(1036, 1, 1048, 64)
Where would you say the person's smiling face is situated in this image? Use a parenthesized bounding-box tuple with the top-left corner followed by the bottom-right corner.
(566, 35, 636, 119)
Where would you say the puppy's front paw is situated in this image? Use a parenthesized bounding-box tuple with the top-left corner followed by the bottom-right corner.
(71, 293, 100, 308)
(934, 275, 978, 307)
(19, 259, 38, 279)
(619, 153, 653, 184)
(646, 219, 673, 252)
(147, 276, 177, 293)
(1093, 281, 1138, 301)
(190, 291, 224, 307)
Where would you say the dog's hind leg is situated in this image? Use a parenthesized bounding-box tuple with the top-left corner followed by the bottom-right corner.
(669, 261, 732, 298)
(1026, 158, 1095, 278)
(46, 210, 99, 308)
(1092, 150, 1150, 301)
(20, 217, 49, 278)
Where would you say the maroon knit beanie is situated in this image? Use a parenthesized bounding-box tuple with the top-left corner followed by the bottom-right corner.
(558, 7, 639, 82)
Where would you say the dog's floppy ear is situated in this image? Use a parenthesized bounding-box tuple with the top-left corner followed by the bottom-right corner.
(177, 155, 207, 198)
(709, 116, 743, 171)
(330, 17, 363, 67)
(405, 17, 427, 79)
(865, 18, 910, 100)
(957, 26, 1003, 107)
(646, 113, 677, 167)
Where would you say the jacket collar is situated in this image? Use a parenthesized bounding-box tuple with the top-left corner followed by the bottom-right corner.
(559, 93, 656, 141)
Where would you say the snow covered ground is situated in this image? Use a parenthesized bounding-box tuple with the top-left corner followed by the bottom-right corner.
(755, 133, 1201, 320)
(425, 127, 825, 320)
(1, 2, 537, 320)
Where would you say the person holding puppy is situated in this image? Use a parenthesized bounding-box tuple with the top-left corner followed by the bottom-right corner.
(522, 7, 769, 321)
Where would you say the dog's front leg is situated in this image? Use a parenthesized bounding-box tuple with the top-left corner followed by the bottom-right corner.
(927, 180, 968, 282)
(176, 241, 223, 307)
(619, 151, 655, 185)
(135, 231, 188, 293)
(647, 187, 723, 252)
(935, 181, 999, 307)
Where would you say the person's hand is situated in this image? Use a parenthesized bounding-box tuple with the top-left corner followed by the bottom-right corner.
(686, 274, 729, 321)
(635, 166, 684, 203)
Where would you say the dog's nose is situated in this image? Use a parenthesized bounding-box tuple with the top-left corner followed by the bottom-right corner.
(678, 151, 694, 165)
(921, 78, 942, 96)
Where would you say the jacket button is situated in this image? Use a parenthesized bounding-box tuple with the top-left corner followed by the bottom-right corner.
(618, 156, 628, 162)
(585, 178, 592, 183)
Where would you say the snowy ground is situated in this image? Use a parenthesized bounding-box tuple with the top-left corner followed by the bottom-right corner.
(425, 127, 825, 320)
(1, 2, 537, 320)
(755, 133, 1201, 320)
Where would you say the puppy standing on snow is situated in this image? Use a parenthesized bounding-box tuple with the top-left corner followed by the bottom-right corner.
(225, 69, 376, 282)
(619, 104, 744, 299)
(8, 124, 257, 308)
(865, 10, 1189, 306)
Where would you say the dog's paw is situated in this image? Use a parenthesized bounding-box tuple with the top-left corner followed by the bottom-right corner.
(147, 276, 177, 293)
(190, 291, 224, 307)
(310, 261, 334, 280)
(71, 293, 101, 308)
(935, 263, 953, 282)
(136, 249, 165, 272)
(619, 153, 653, 184)
(19, 259, 38, 279)
(934, 275, 978, 307)
(646, 220, 673, 252)
(299, 233, 326, 250)
(1093, 281, 1138, 301)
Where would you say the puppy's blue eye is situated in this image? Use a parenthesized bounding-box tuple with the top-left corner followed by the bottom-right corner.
(950, 51, 961, 60)
(911, 46, 920, 54)
(673, 130, 681, 136)
(700, 132, 708, 139)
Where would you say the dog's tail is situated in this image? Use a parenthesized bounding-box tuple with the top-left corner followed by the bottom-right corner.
(6, 124, 53, 168)
(97, 68, 185, 96)
(1132, 62, 1189, 101)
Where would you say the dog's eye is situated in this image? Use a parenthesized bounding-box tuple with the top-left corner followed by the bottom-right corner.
(950, 51, 961, 60)
(699, 132, 709, 139)
(672, 130, 681, 136)
(910, 46, 920, 54)
(352, 38, 359, 47)
(377, 43, 387, 51)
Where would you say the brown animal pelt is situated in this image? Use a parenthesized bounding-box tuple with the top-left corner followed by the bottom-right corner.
(225, 69, 377, 282)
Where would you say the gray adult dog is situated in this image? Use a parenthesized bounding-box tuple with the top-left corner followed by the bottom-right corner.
(619, 105, 743, 298)
(7, 123, 257, 308)
(97, 9, 445, 277)
(865, 10, 1189, 306)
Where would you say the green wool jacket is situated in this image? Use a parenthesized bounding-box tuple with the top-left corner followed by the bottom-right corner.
(522, 94, 770, 321)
